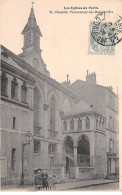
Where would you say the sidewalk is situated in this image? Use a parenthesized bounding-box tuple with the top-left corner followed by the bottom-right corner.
(55, 179, 119, 191)
(1, 178, 119, 191)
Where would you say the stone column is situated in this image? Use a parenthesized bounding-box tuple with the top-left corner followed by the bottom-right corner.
(7, 74, 13, 99)
(90, 116, 95, 130)
(43, 104, 49, 138)
(74, 146, 77, 166)
(67, 119, 70, 131)
(82, 117, 86, 130)
(17, 79, 23, 102)
(74, 118, 78, 131)
(43, 141, 49, 169)
(61, 167, 65, 181)
(28, 86, 34, 108)
(74, 146, 79, 179)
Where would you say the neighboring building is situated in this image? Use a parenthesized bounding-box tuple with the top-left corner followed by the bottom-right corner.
(68, 70, 119, 177)
(61, 99, 106, 180)
(0, 6, 119, 186)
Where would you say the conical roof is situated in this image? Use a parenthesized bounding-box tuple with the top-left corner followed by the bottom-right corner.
(21, 7, 42, 36)
(27, 7, 37, 28)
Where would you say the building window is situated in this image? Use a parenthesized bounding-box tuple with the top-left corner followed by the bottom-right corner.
(11, 148, 16, 171)
(50, 157, 55, 167)
(78, 118, 82, 129)
(34, 140, 40, 154)
(70, 119, 74, 130)
(63, 120, 67, 131)
(1, 72, 8, 96)
(109, 139, 114, 152)
(48, 143, 56, 155)
(50, 97, 56, 130)
(21, 82, 28, 103)
(109, 116, 114, 130)
(48, 143, 56, 167)
(34, 88, 40, 127)
(11, 78, 18, 100)
(85, 117, 90, 129)
(13, 117, 16, 129)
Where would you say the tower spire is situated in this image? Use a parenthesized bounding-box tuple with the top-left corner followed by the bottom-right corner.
(19, 6, 49, 76)
(32, 1, 35, 8)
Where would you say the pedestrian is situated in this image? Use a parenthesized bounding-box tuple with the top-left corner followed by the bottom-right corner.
(48, 171, 53, 190)
(41, 169, 48, 190)
(34, 169, 42, 190)
(52, 175, 57, 189)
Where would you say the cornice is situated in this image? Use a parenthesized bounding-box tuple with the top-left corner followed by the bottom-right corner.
(1, 60, 35, 85)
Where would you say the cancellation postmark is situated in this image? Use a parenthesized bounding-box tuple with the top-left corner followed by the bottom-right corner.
(89, 12, 122, 54)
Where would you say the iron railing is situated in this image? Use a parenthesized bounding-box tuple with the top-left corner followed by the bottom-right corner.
(77, 154, 93, 167)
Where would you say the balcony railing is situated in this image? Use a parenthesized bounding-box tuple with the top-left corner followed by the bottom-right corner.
(48, 129, 58, 139)
(34, 126, 44, 137)
(77, 154, 93, 167)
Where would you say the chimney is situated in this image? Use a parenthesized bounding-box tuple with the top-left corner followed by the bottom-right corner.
(86, 71, 96, 85)
(62, 74, 71, 89)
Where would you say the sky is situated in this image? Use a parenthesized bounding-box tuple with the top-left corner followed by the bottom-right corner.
(0, 0, 122, 106)
(0, 0, 122, 187)
(0, 0, 121, 91)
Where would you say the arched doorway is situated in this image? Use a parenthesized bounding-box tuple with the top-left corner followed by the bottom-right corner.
(77, 135, 90, 166)
(63, 136, 75, 178)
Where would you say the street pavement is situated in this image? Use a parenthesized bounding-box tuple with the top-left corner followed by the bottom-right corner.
(74, 182, 119, 191)
(55, 179, 119, 191)
(1, 179, 119, 191)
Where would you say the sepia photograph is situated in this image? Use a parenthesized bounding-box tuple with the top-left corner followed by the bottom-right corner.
(0, 0, 121, 192)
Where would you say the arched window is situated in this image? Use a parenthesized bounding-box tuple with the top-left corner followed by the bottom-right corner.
(63, 120, 67, 131)
(85, 117, 90, 129)
(63, 136, 74, 173)
(70, 119, 74, 130)
(34, 88, 40, 126)
(50, 97, 56, 130)
(11, 77, 18, 100)
(21, 82, 28, 103)
(11, 148, 16, 171)
(78, 118, 82, 129)
(77, 135, 90, 166)
(1, 72, 8, 96)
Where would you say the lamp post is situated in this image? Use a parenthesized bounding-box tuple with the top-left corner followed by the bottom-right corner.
(21, 131, 33, 186)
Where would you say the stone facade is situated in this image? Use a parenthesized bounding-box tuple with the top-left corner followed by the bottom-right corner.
(0, 6, 119, 186)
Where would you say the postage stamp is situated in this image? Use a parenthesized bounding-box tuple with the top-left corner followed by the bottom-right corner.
(89, 12, 122, 55)
(89, 22, 115, 55)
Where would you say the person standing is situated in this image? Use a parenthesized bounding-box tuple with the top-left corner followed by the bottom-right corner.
(41, 169, 48, 190)
(52, 175, 57, 189)
(34, 169, 42, 190)
(48, 171, 53, 190)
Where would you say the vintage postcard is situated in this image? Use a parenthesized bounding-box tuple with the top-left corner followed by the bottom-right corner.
(0, 0, 121, 192)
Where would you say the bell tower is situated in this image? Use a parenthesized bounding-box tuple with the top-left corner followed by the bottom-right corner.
(18, 4, 49, 76)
